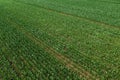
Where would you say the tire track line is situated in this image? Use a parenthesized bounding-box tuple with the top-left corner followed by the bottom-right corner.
(23, 21, 118, 71)
(14, 0, 120, 30)
(45, 31, 119, 69)
(7, 18, 100, 80)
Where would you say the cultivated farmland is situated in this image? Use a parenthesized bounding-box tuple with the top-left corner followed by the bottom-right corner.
(0, 0, 120, 80)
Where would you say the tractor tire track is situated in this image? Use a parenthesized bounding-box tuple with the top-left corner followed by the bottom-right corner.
(14, 0, 120, 30)
(7, 18, 100, 80)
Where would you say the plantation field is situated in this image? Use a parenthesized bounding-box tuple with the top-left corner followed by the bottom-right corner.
(0, 0, 120, 80)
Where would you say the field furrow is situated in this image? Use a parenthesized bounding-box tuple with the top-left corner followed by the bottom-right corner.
(0, 0, 120, 79)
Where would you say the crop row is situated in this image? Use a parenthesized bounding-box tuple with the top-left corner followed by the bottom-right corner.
(3, 0, 120, 79)
(1, 0, 120, 79)
(14, 0, 120, 27)
(0, 18, 82, 79)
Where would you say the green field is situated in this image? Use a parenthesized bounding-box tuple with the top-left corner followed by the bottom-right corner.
(0, 0, 120, 80)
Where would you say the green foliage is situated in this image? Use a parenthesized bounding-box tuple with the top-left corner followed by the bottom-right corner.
(0, 0, 120, 80)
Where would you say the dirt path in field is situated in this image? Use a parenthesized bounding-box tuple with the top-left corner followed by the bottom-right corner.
(14, 0, 120, 30)
(7, 18, 100, 80)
